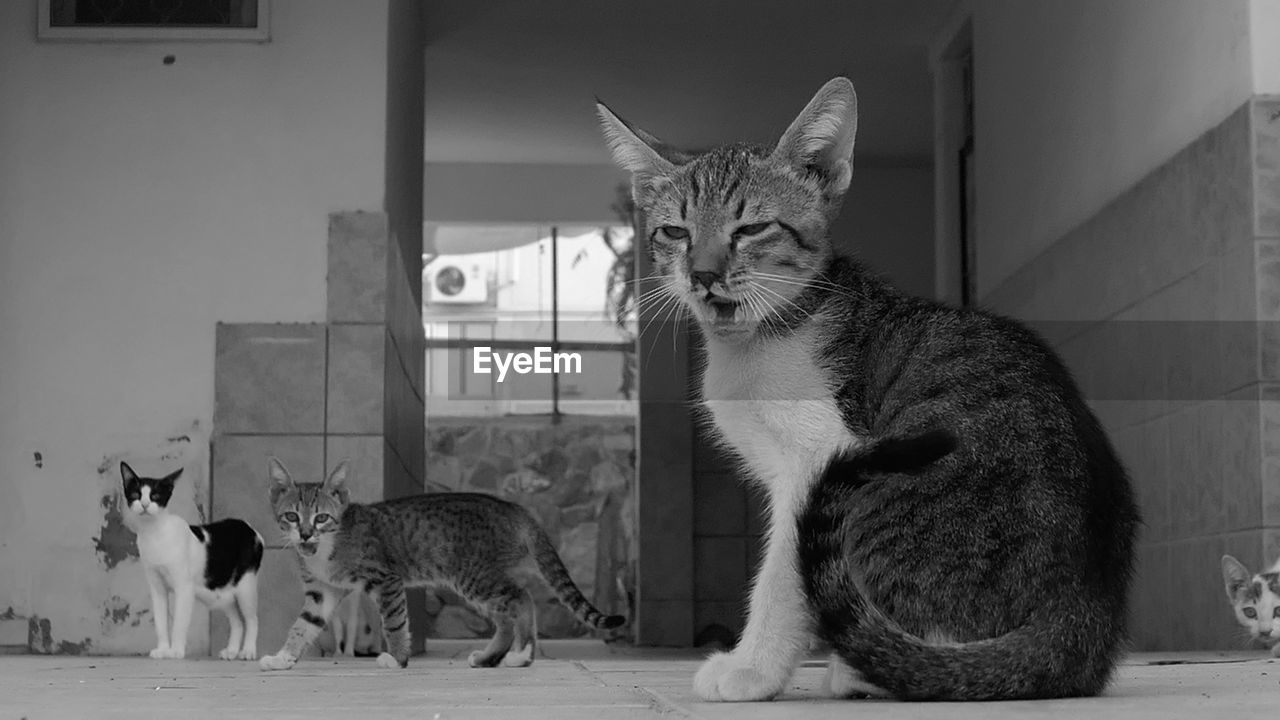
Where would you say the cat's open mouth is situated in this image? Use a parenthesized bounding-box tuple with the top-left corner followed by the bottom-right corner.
(296, 541, 318, 556)
(704, 296, 741, 324)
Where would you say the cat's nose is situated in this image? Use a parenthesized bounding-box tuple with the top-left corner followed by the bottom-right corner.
(691, 271, 722, 291)
(298, 530, 313, 541)
(1260, 629, 1272, 638)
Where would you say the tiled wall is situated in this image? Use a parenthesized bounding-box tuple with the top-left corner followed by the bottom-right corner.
(690, 421, 764, 649)
(210, 211, 425, 655)
(982, 97, 1280, 650)
(632, 206, 698, 647)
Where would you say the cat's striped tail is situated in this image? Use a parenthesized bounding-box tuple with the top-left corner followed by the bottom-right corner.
(524, 523, 626, 630)
(797, 433, 1127, 701)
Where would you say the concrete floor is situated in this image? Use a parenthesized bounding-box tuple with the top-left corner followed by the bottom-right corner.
(3, 642, 1279, 719)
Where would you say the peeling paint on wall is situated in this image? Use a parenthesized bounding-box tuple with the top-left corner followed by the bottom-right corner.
(91, 494, 138, 570)
(27, 617, 51, 653)
(58, 639, 91, 654)
(100, 595, 147, 631)
(2, 420, 212, 656)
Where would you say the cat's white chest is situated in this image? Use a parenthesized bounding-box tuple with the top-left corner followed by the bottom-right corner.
(133, 514, 202, 587)
(701, 328, 859, 496)
(300, 536, 360, 590)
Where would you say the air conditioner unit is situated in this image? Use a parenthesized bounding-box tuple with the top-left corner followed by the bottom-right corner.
(426, 254, 494, 305)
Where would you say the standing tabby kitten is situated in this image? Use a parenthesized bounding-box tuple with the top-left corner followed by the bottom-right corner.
(120, 461, 264, 660)
(259, 458, 625, 671)
(1222, 555, 1280, 655)
(598, 77, 1139, 701)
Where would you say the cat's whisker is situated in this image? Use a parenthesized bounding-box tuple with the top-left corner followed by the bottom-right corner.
(634, 278, 680, 306)
(657, 291, 689, 373)
(637, 283, 683, 340)
(752, 271, 856, 299)
(750, 280, 812, 321)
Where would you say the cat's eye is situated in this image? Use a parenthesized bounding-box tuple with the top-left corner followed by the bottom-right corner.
(282, 511, 299, 523)
(1244, 607, 1258, 618)
(314, 513, 331, 524)
(733, 222, 772, 237)
(658, 225, 689, 240)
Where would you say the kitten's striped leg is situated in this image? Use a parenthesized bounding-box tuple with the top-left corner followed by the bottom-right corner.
(259, 584, 338, 671)
(460, 578, 521, 668)
(502, 588, 537, 668)
(370, 578, 411, 669)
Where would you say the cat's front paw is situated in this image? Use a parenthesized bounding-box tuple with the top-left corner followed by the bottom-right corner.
(238, 646, 257, 661)
(693, 651, 787, 702)
(375, 652, 406, 669)
(823, 655, 889, 699)
(218, 647, 239, 660)
(258, 652, 296, 671)
(1271, 642, 1280, 658)
(148, 646, 169, 659)
(501, 643, 534, 668)
(467, 650, 500, 668)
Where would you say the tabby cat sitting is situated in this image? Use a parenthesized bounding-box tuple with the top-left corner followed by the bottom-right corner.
(597, 76, 1139, 702)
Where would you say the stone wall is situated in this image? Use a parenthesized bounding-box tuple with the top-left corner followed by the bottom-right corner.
(424, 415, 635, 641)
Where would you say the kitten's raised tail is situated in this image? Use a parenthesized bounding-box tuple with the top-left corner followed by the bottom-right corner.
(524, 524, 627, 631)
(798, 434, 1125, 701)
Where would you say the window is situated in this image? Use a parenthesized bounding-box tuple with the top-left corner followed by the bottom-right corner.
(423, 224, 638, 419)
(38, 0, 269, 42)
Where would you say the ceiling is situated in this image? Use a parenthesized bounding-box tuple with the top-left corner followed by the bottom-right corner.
(421, 0, 956, 166)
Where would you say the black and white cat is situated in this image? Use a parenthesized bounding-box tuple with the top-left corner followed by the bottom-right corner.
(120, 461, 265, 660)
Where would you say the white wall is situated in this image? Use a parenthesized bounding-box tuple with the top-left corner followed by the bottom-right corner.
(424, 162, 631, 225)
(965, 0, 1254, 295)
(0, 0, 390, 653)
(834, 165, 936, 299)
(1254, 0, 1280, 93)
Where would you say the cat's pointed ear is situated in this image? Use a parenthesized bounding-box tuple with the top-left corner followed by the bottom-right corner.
(324, 459, 350, 504)
(161, 467, 184, 485)
(1223, 555, 1251, 599)
(596, 100, 678, 178)
(268, 456, 293, 486)
(267, 456, 294, 504)
(772, 77, 858, 198)
(120, 461, 137, 484)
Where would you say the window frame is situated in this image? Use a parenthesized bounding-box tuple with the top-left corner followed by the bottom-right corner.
(423, 224, 638, 420)
(37, 0, 271, 43)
